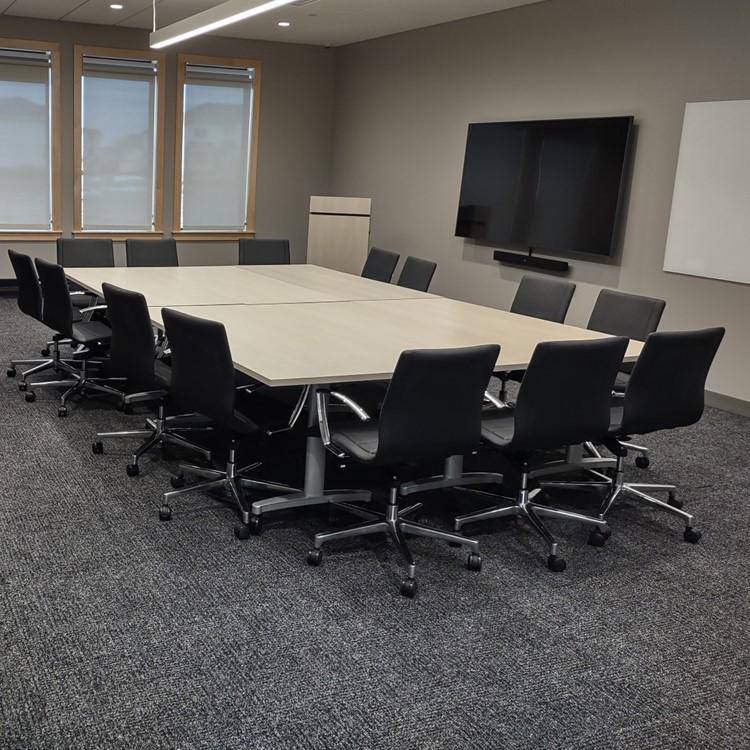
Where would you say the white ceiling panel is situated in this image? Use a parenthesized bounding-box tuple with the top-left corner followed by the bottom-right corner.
(1, 0, 548, 47)
(3, 0, 86, 20)
(62, 0, 155, 27)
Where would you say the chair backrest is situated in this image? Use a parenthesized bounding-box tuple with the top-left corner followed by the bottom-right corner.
(161, 308, 237, 430)
(57, 238, 114, 268)
(8, 249, 42, 321)
(397, 256, 437, 292)
(361, 247, 399, 283)
(510, 275, 576, 323)
(35, 258, 73, 336)
(102, 283, 157, 388)
(588, 289, 665, 374)
(511, 337, 629, 451)
(238, 238, 290, 265)
(619, 328, 725, 436)
(126, 239, 178, 267)
(376, 344, 500, 464)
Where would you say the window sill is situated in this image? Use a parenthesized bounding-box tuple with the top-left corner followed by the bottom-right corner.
(72, 231, 164, 239)
(0, 231, 62, 241)
(172, 231, 256, 241)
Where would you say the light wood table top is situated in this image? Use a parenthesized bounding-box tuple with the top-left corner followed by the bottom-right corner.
(241, 263, 435, 301)
(65, 265, 339, 307)
(148, 297, 643, 387)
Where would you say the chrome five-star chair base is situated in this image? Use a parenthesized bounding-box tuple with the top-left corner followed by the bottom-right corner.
(454, 470, 608, 572)
(307, 485, 482, 598)
(159, 439, 299, 532)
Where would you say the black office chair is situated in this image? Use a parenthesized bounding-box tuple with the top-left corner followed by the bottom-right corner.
(159, 309, 296, 527)
(495, 275, 577, 402)
(361, 247, 399, 283)
(586, 288, 666, 468)
(26, 259, 119, 416)
(6, 250, 75, 384)
(57, 237, 114, 268)
(588, 328, 724, 544)
(238, 238, 290, 265)
(396, 256, 437, 292)
(91, 284, 212, 476)
(454, 336, 629, 572)
(126, 239, 178, 267)
(307, 344, 500, 597)
(510, 275, 576, 322)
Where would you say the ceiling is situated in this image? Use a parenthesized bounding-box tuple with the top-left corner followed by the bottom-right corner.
(0, 0, 546, 47)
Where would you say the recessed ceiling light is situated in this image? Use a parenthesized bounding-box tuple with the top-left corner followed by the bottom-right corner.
(110, 3, 124, 9)
(277, 21, 291, 27)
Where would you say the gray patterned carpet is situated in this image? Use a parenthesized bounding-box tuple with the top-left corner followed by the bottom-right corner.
(1, 296, 749, 749)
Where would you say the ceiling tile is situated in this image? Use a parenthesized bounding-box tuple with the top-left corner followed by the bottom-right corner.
(3, 0, 85, 19)
(62, 0, 155, 26)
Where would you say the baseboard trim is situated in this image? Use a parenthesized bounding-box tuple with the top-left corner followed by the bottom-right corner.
(706, 390, 750, 417)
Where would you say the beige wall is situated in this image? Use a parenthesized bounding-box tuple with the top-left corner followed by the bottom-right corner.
(0, 15, 336, 273)
(330, 0, 750, 404)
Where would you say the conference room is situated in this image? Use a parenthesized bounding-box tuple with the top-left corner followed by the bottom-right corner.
(1, 0, 747, 747)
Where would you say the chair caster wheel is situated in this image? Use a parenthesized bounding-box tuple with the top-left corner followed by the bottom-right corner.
(399, 578, 418, 598)
(684, 527, 701, 544)
(234, 523, 251, 540)
(248, 516, 262, 535)
(6, 368, 16, 378)
(126, 463, 139, 477)
(24, 391, 36, 403)
(58, 406, 67, 417)
(466, 553, 482, 572)
(159, 504, 172, 522)
(41, 348, 49, 357)
(588, 529, 608, 547)
(635, 454, 650, 469)
(307, 548, 323, 566)
(170, 474, 185, 489)
(547, 555, 567, 572)
(19, 381, 27, 392)
(667, 491, 683, 509)
(92, 441, 104, 455)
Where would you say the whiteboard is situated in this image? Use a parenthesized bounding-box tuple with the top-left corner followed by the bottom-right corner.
(663, 99, 750, 285)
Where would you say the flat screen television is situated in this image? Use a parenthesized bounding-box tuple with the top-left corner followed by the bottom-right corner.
(455, 116, 633, 257)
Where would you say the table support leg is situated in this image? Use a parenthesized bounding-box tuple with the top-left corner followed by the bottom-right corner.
(250, 385, 372, 520)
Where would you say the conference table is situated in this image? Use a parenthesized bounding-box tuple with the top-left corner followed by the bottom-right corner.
(65, 263, 643, 523)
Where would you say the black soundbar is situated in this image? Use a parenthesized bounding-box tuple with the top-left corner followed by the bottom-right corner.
(493, 249, 569, 273)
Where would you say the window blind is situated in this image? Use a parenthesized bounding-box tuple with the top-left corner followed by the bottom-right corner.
(180, 63, 255, 231)
(0, 47, 53, 231)
(80, 55, 159, 231)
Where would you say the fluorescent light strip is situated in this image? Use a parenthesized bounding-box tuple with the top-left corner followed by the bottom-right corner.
(150, 0, 297, 49)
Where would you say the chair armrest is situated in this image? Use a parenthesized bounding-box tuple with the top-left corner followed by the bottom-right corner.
(329, 390, 371, 422)
(265, 385, 310, 436)
(315, 389, 347, 458)
(484, 391, 508, 409)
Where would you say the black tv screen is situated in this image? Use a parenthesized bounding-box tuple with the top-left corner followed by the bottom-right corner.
(455, 116, 633, 256)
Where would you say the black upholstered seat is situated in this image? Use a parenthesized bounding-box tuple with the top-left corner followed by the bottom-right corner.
(590, 327, 725, 544)
(455, 336, 629, 572)
(57, 238, 114, 268)
(159, 308, 294, 529)
(396, 256, 436, 291)
(126, 239, 178, 267)
(309, 344, 500, 597)
(28, 259, 118, 416)
(361, 247, 399, 283)
(238, 238, 290, 265)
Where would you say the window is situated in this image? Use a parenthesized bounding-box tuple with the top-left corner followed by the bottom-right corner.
(75, 46, 165, 233)
(174, 55, 261, 236)
(0, 39, 60, 235)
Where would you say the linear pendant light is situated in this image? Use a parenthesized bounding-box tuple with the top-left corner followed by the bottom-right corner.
(150, 0, 298, 49)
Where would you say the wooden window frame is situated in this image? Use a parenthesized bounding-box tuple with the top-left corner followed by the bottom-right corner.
(172, 53, 261, 241)
(73, 45, 166, 237)
(0, 38, 61, 239)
